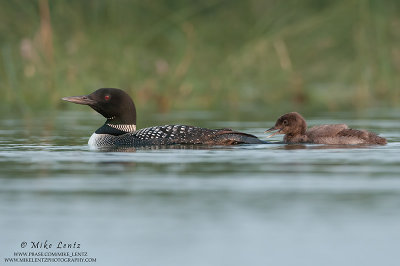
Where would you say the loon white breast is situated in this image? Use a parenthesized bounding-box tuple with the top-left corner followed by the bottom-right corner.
(88, 133, 108, 148)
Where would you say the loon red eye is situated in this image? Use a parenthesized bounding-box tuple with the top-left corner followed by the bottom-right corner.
(104, 95, 110, 101)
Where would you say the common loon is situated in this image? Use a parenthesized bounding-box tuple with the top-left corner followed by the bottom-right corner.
(62, 88, 265, 147)
(265, 112, 387, 145)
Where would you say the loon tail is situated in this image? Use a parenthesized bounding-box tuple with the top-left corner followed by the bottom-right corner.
(211, 129, 267, 145)
(338, 129, 387, 145)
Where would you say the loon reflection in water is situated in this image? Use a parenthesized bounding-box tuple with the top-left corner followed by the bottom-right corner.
(265, 112, 387, 145)
(62, 88, 266, 148)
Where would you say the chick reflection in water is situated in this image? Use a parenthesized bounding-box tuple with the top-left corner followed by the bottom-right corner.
(265, 112, 387, 145)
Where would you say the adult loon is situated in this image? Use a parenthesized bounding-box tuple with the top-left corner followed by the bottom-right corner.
(62, 88, 265, 147)
(265, 112, 387, 145)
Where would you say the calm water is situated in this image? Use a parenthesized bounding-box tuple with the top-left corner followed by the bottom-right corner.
(1, 110, 400, 266)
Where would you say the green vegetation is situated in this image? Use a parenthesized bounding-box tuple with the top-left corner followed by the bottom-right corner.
(1, 0, 399, 116)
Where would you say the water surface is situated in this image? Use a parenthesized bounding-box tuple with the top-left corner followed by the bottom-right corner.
(1, 110, 400, 266)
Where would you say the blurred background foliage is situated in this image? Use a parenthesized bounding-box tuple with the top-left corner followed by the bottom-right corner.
(0, 0, 399, 116)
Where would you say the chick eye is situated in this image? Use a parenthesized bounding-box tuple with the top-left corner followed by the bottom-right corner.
(283, 120, 288, 126)
(104, 95, 110, 101)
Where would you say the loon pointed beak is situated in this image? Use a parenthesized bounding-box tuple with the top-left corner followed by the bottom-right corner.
(62, 95, 96, 105)
(264, 127, 282, 138)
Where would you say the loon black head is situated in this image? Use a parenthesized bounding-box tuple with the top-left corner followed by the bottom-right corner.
(62, 88, 137, 131)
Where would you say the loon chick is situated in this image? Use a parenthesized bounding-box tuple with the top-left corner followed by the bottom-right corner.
(265, 112, 387, 145)
(62, 88, 265, 147)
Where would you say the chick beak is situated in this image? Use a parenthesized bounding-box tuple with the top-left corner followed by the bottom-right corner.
(264, 127, 282, 138)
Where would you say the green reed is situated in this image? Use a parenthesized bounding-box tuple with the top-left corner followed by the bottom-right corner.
(0, 0, 399, 116)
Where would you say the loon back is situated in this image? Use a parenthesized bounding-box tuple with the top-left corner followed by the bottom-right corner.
(62, 88, 265, 147)
(90, 124, 264, 147)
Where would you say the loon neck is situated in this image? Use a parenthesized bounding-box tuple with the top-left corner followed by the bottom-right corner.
(106, 123, 137, 133)
(95, 119, 137, 136)
(105, 117, 136, 132)
(284, 133, 309, 143)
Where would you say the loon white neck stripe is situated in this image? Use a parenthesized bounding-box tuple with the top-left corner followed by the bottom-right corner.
(107, 124, 136, 133)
